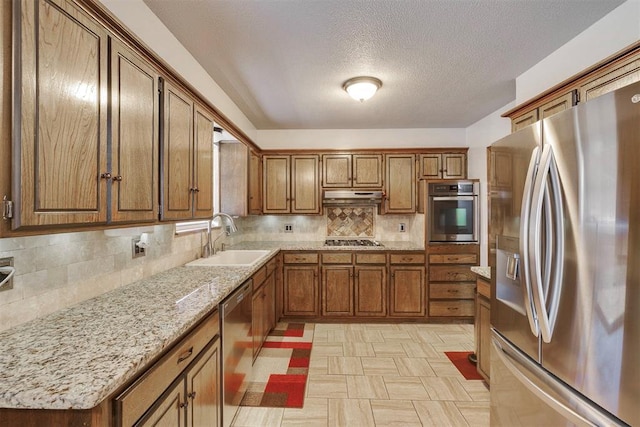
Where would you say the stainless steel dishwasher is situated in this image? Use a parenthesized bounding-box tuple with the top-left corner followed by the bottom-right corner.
(221, 279, 253, 427)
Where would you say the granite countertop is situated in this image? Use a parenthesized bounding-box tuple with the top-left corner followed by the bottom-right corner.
(471, 266, 491, 280)
(229, 240, 424, 251)
(0, 240, 423, 411)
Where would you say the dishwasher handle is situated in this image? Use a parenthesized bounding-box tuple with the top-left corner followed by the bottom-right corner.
(223, 280, 252, 315)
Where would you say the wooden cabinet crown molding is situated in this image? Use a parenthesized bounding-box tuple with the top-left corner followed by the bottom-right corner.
(502, 40, 640, 122)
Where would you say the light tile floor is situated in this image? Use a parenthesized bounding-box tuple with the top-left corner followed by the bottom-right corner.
(233, 323, 489, 427)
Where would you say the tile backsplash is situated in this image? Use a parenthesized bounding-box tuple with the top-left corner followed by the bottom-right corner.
(0, 225, 202, 332)
(326, 207, 374, 237)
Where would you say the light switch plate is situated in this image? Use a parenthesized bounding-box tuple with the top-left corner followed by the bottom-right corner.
(284, 224, 293, 233)
(399, 223, 406, 232)
(132, 238, 146, 258)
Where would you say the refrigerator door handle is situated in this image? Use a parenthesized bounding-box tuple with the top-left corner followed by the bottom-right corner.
(519, 146, 541, 337)
(492, 332, 624, 427)
(529, 145, 563, 343)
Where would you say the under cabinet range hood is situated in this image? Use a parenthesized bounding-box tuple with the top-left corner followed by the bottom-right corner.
(322, 190, 384, 206)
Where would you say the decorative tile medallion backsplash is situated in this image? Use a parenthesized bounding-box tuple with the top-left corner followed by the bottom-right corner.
(326, 207, 374, 237)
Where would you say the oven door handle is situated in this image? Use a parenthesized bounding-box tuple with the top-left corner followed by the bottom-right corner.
(429, 196, 476, 201)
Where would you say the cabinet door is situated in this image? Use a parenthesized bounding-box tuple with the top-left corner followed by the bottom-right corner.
(291, 155, 320, 214)
(283, 265, 319, 316)
(263, 155, 290, 213)
(476, 295, 491, 381)
(353, 154, 383, 188)
(354, 266, 387, 317)
(385, 154, 416, 213)
(489, 149, 512, 188)
(321, 266, 353, 316)
(419, 154, 442, 179)
(16, 0, 109, 228)
(186, 340, 221, 427)
(139, 380, 186, 426)
(263, 273, 276, 337)
(162, 81, 194, 220)
(539, 91, 575, 120)
(322, 154, 351, 188)
(248, 151, 262, 215)
(579, 55, 640, 102)
(511, 109, 538, 132)
(111, 39, 159, 223)
(441, 154, 467, 179)
(389, 266, 425, 316)
(193, 104, 214, 218)
(252, 288, 264, 359)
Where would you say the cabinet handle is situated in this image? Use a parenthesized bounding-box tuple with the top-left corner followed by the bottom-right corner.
(177, 347, 193, 363)
(188, 391, 197, 399)
(113, 175, 123, 182)
(448, 307, 459, 311)
(179, 401, 189, 408)
(447, 289, 459, 294)
(194, 187, 200, 192)
(100, 172, 112, 180)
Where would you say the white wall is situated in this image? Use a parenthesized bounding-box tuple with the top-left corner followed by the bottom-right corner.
(98, 0, 257, 141)
(465, 103, 514, 265)
(256, 128, 466, 150)
(516, 0, 640, 103)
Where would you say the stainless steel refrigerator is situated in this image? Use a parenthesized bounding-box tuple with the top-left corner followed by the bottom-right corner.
(489, 80, 639, 426)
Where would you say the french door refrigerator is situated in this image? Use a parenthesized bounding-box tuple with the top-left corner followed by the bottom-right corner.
(489, 80, 639, 426)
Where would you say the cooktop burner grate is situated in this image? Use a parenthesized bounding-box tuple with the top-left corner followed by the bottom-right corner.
(324, 239, 382, 247)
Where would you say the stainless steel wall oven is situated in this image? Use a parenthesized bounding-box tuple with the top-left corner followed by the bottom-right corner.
(428, 180, 479, 243)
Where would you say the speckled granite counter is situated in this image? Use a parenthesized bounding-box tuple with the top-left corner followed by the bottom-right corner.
(0, 248, 278, 411)
(0, 240, 423, 411)
(471, 266, 491, 280)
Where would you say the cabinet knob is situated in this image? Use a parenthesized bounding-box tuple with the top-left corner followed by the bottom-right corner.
(100, 172, 112, 180)
(188, 391, 197, 399)
(194, 187, 200, 192)
(179, 401, 189, 408)
(113, 175, 123, 182)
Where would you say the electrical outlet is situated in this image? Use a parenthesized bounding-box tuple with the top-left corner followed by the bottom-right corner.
(0, 257, 14, 291)
(132, 238, 146, 258)
(284, 224, 293, 233)
(399, 223, 406, 232)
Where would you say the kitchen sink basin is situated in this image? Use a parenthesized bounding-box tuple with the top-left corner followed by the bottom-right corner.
(185, 250, 271, 267)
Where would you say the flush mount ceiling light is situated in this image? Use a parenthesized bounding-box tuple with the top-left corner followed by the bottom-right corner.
(343, 76, 382, 102)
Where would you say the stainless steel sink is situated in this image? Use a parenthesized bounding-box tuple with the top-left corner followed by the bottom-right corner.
(185, 250, 271, 267)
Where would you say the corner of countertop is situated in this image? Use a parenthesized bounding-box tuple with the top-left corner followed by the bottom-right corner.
(470, 266, 491, 280)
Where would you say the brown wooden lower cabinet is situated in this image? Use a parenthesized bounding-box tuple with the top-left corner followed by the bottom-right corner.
(253, 267, 276, 359)
(283, 264, 319, 316)
(389, 266, 426, 317)
(322, 265, 354, 316)
(476, 276, 491, 382)
(354, 266, 387, 317)
(427, 244, 479, 320)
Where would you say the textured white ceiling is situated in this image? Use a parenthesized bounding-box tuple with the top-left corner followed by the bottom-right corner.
(143, 0, 624, 130)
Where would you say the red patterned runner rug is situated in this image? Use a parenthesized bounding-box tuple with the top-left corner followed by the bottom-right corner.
(444, 351, 484, 380)
(241, 323, 314, 408)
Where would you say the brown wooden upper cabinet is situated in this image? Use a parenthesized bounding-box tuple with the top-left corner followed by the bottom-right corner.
(161, 80, 214, 221)
(13, 0, 158, 228)
(511, 91, 576, 132)
(419, 153, 467, 180)
(263, 155, 320, 214)
(219, 143, 262, 216)
(579, 54, 640, 102)
(322, 154, 383, 188)
(384, 154, 416, 214)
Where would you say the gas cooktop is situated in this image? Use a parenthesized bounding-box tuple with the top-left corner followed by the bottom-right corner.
(324, 239, 383, 247)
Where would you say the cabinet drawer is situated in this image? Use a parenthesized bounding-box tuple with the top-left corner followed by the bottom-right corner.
(429, 266, 476, 282)
(389, 253, 425, 264)
(429, 300, 475, 317)
(115, 310, 219, 426)
(266, 257, 278, 276)
(283, 253, 319, 264)
(429, 253, 478, 264)
(356, 253, 387, 264)
(430, 283, 476, 300)
(477, 277, 491, 299)
(322, 252, 353, 264)
(252, 265, 267, 289)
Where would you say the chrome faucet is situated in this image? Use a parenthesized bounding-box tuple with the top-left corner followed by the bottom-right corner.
(203, 213, 238, 257)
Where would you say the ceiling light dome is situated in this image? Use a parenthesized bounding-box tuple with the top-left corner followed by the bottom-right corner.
(343, 76, 382, 102)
